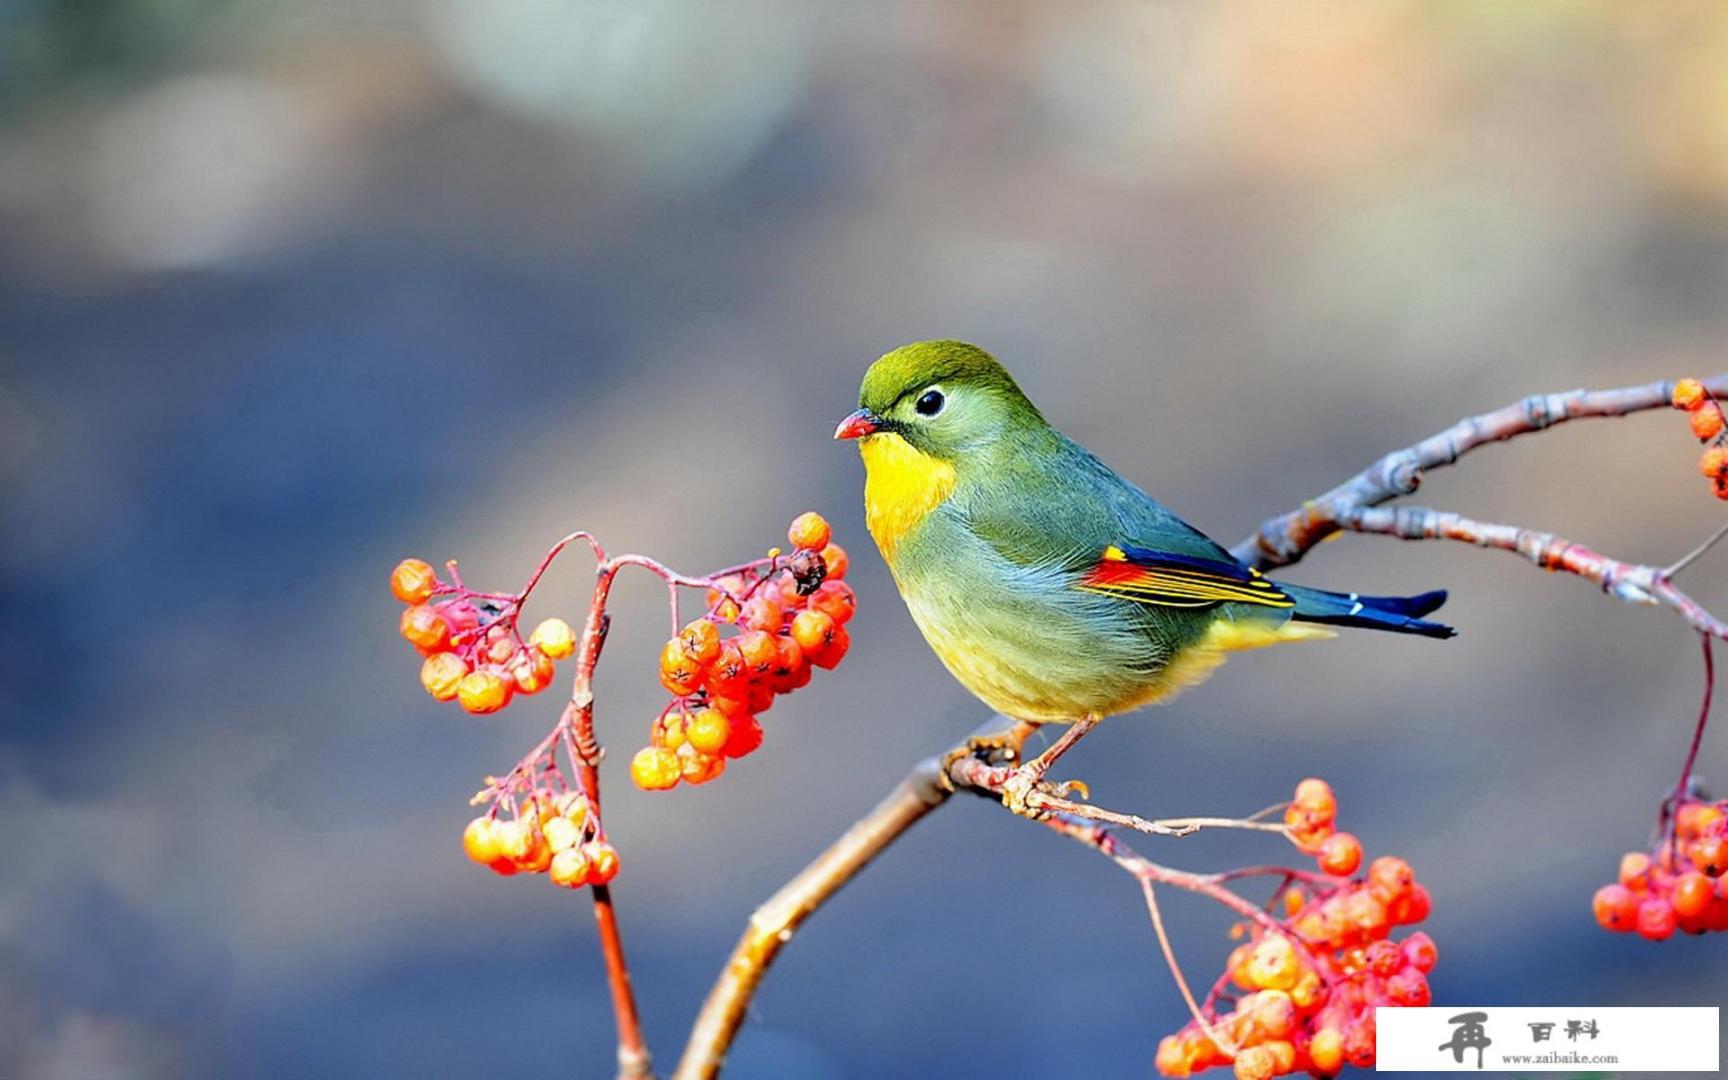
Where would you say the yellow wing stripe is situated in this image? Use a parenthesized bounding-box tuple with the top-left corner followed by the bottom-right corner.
(1080, 555, 1297, 609)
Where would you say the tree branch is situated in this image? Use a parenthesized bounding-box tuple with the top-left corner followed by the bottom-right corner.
(1231, 374, 1728, 570)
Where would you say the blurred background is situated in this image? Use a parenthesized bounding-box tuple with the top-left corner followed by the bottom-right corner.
(3, 2, 1727, 1077)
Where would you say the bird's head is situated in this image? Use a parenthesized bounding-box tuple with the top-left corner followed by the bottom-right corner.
(834, 340, 1043, 464)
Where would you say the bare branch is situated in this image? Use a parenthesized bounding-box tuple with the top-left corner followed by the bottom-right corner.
(1232, 373, 1728, 571)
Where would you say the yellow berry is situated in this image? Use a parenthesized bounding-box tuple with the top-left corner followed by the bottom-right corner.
(529, 617, 577, 660)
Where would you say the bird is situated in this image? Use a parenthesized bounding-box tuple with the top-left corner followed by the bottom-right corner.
(833, 340, 1452, 811)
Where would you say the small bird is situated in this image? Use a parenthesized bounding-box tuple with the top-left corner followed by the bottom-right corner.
(834, 340, 1451, 807)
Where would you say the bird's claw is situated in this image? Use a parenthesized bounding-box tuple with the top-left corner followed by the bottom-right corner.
(1000, 767, 1045, 818)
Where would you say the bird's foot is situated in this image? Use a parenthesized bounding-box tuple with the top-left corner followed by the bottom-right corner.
(998, 767, 1091, 818)
(938, 720, 1040, 791)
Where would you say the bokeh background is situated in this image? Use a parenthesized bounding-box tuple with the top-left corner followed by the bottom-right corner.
(4, 2, 1728, 1077)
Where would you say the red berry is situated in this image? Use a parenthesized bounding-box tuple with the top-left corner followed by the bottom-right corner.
(1637, 896, 1678, 940)
(1402, 930, 1438, 971)
(1673, 871, 1715, 919)
(721, 712, 764, 758)
(1674, 377, 1707, 411)
(809, 580, 857, 625)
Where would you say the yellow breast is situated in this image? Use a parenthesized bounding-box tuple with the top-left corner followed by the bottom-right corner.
(859, 432, 957, 560)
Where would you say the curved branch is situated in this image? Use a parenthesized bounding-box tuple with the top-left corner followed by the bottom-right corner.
(1231, 373, 1728, 571)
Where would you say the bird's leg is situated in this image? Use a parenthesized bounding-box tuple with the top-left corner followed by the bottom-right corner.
(1000, 715, 1099, 818)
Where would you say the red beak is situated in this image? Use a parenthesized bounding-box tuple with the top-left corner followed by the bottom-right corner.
(834, 408, 881, 440)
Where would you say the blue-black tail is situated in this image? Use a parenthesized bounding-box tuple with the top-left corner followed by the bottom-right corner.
(1279, 584, 1455, 639)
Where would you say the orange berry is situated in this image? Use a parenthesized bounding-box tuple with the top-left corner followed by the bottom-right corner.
(462, 817, 500, 865)
(1691, 835, 1728, 876)
(1691, 404, 1725, 440)
(1592, 883, 1636, 931)
(1289, 966, 1323, 1010)
(549, 847, 590, 888)
(400, 603, 452, 651)
(806, 624, 850, 669)
(529, 617, 577, 660)
(1316, 832, 1362, 876)
(686, 708, 732, 754)
(421, 652, 470, 700)
(543, 816, 582, 852)
(705, 640, 751, 697)
(1674, 871, 1715, 919)
(809, 580, 857, 625)
(1367, 855, 1414, 901)
(679, 619, 722, 665)
(1620, 851, 1653, 889)
(1244, 935, 1299, 991)
(791, 609, 836, 652)
(737, 629, 779, 674)
(1702, 446, 1728, 479)
(509, 646, 556, 695)
(515, 825, 553, 873)
(1292, 778, 1336, 821)
(1231, 1045, 1274, 1080)
(1308, 1027, 1344, 1075)
(1154, 1036, 1186, 1077)
(819, 542, 848, 579)
(721, 712, 764, 758)
(788, 511, 832, 552)
(457, 669, 512, 714)
(677, 743, 725, 785)
(630, 746, 681, 791)
(584, 841, 620, 885)
(740, 593, 784, 633)
(659, 639, 704, 695)
(1674, 377, 1708, 411)
(390, 558, 438, 603)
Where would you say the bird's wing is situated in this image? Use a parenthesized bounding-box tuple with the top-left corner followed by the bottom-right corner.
(1076, 544, 1295, 610)
(957, 431, 1272, 616)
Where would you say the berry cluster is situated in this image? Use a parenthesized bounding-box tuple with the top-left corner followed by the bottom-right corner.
(1157, 780, 1436, 1080)
(630, 512, 854, 791)
(392, 557, 577, 715)
(1594, 798, 1728, 939)
(462, 789, 620, 890)
(1672, 378, 1728, 500)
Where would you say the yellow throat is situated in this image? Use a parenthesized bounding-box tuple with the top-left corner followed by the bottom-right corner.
(859, 432, 957, 560)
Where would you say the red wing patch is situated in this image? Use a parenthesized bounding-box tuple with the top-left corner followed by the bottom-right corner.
(1078, 545, 1294, 609)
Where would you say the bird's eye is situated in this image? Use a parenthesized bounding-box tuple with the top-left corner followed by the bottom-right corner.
(915, 389, 946, 416)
